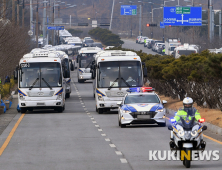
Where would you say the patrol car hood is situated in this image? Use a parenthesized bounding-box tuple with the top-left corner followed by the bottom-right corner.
(121, 103, 163, 112)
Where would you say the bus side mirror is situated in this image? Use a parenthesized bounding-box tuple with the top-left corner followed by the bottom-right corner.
(143, 67, 147, 77)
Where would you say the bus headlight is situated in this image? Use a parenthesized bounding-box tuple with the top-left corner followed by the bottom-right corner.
(98, 96, 104, 101)
(57, 93, 63, 100)
(19, 93, 25, 100)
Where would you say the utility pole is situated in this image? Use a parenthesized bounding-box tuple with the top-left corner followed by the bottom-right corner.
(22, 0, 25, 28)
(30, 0, 33, 32)
(12, 0, 15, 25)
(17, 0, 20, 26)
(52, 0, 55, 45)
(130, 1, 132, 37)
(3, 0, 6, 19)
(36, 0, 39, 47)
(43, 1, 47, 46)
(219, 9, 221, 42)
(208, 0, 213, 42)
(139, 5, 142, 36)
(109, 0, 115, 30)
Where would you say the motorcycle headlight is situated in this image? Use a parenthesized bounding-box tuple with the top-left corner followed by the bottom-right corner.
(191, 130, 198, 137)
(98, 96, 104, 101)
(121, 108, 131, 114)
(177, 129, 184, 137)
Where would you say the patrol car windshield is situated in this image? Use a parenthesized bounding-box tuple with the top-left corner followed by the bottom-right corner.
(178, 50, 196, 55)
(79, 53, 96, 68)
(98, 61, 142, 88)
(124, 95, 160, 104)
(19, 63, 62, 88)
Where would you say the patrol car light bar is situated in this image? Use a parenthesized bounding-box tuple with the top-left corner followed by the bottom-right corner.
(141, 87, 155, 92)
(126, 87, 155, 93)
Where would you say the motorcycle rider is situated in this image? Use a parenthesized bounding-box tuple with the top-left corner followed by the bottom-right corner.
(174, 97, 201, 122)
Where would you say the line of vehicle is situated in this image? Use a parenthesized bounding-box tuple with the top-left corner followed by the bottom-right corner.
(0, 114, 25, 156)
(166, 116, 222, 145)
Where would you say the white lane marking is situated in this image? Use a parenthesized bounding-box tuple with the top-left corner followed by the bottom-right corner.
(105, 138, 110, 142)
(101, 134, 106, 136)
(115, 151, 123, 155)
(82, 106, 85, 108)
(109, 144, 116, 148)
(87, 113, 90, 115)
(91, 118, 94, 120)
(81, 103, 84, 104)
(92, 121, 97, 123)
(120, 158, 128, 163)
(86, 111, 89, 113)
(98, 129, 102, 132)
(95, 125, 100, 127)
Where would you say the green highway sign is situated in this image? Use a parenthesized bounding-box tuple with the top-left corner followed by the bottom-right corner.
(176, 7, 190, 14)
(132, 9, 137, 15)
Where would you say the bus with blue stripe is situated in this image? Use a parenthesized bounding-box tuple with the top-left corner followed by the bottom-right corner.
(91, 50, 148, 114)
(18, 50, 67, 113)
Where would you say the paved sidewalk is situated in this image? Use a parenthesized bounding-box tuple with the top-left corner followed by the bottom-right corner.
(0, 96, 18, 135)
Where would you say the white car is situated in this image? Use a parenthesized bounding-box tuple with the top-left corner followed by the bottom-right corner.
(139, 36, 148, 44)
(118, 87, 167, 128)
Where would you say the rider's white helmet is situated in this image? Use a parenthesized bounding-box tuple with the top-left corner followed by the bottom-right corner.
(183, 97, 193, 108)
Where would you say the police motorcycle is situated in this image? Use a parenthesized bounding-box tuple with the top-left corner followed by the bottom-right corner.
(168, 116, 207, 168)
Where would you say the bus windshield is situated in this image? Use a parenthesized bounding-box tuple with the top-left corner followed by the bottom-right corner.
(178, 50, 196, 55)
(79, 53, 96, 68)
(19, 62, 62, 88)
(98, 61, 142, 88)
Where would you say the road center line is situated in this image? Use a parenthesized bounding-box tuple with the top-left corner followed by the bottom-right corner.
(0, 114, 25, 156)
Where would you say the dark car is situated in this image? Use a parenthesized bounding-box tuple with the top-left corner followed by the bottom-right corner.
(90, 42, 103, 49)
(83, 39, 94, 47)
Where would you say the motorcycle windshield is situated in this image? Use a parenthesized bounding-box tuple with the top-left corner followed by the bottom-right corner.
(178, 117, 196, 131)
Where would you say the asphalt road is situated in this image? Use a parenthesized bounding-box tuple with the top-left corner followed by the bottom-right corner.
(0, 70, 222, 170)
(122, 39, 157, 55)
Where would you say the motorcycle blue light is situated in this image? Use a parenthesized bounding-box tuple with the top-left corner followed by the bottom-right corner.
(171, 119, 176, 123)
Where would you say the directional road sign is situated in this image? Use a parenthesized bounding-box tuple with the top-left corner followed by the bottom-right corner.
(47, 26, 64, 30)
(160, 22, 165, 28)
(121, 5, 137, 15)
(163, 7, 202, 26)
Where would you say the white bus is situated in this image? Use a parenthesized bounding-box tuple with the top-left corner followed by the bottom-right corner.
(18, 51, 66, 113)
(91, 50, 147, 114)
(76, 47, 102, 83)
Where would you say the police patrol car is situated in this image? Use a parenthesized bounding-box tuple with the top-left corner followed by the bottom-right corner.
(117, 87, 167, 128)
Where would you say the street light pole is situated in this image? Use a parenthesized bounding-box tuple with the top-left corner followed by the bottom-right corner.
(109, 0, 115, 30)
(17, 0, 20, 26)
(43, 1, 47, 46)
(36, 0, 39, 47)
(22, 0, 25, 28)
(30, 0, 33, 31)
